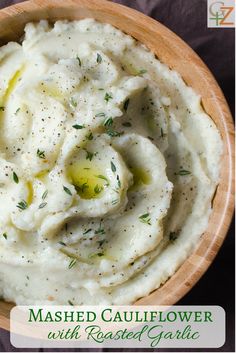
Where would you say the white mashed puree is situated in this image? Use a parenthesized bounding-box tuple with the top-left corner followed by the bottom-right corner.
(0, 19, 222, 305)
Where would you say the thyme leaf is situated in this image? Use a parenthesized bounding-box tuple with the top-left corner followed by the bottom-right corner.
(63, 186, 72, 196)
(138, 69, 147, 75)
(111, 199, 118, 205)
(103, 117, 113, 127)
(83, 229, 92, 235)
(95, 112, 105, 117)
(77, 182, 89, 193)
(13, 171, 19, 184)
(94, 184, 103, 194)
(70, 97, 77, 108)
(111, 161, 116, 172)
(117, 175, 121, 188)
(84, 149, 94, 161)
(89, 252, 104, 258)
(68, 259, 77, 269)
(96, 175, 109, 186)
(39, 202, 47, 209)
(37, 149, 46, 159)
(17, 200, 28, 211)
(106, 129, 123, 137)
(58, 241, 66, 246)
(42, 190, 48, 200)
(72, 124, 85, 129)
(96, 53, 102, 63)
(139, 213, 151, 225)
(76, 56, 82, 66)
(95, 223, 105, 235)
(104, 92, 113, 102)
(85, 132, 93, 140)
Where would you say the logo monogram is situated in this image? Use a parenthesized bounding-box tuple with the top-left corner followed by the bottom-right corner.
(208, 0, 235, 27)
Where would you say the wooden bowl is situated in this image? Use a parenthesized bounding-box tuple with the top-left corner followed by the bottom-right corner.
(0, 0, 234, 331)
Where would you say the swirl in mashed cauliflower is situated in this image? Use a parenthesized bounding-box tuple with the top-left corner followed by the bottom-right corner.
(0, 19, 222, 305)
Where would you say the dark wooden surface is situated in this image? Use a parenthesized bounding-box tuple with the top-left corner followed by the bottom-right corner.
(0, 0, 234, 352)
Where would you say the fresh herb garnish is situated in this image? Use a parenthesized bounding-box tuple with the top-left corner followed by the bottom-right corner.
(94, 184, 103, 194)
(72, 124, 85, 129)
(37, 149, 46, 159)
(68, 300, 74, 306)
(160, 128, 164, 138)
(84, 149, 94, 161)
(13, 171, 19, 184)
(95, 223, 105, 235)
(76, 56, 82, 66)
(111, 199, 118, 205)
(82, 183, 89, 192)
(98, 239, 106, 247)
(117, 175, 121, 188)
(17, 200, 28, 211)
(2, 233, 7, 240)
(111, 161, 116, 172)
(124, 98, 130, 111)
(138, 69, 147, 75)
(102, 117, 123, 137)
(89, 252, 104, 259)
(106, 129, 123, 137)
(70, 97, 77, 108)
(96, 53, 102, 63)
(85, 132, 93, 140)
(63, 186, 72, 196)
(58, 241, 66, 246)
(77, 182, 89, 193)
(68, 259, 77, 269)
(96, 175, 109, 186)
(122, 122, 132, 127)
(139, 213, 151, 225)
(83, 229, 92, 235)
(175, 169, 191, 176)
(103, 117, 113, 127)
(15, 107, 20, 115)
(95, 112, 105, 117)
(104, 92, 113, 102)
(39, 202, 47, 209)
(42, 190, 48, 200)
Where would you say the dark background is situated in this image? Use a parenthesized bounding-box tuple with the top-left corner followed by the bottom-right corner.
(0, 0, 234, 352)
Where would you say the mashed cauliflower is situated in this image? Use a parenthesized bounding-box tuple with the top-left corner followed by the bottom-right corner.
(0, 19, 222, 305)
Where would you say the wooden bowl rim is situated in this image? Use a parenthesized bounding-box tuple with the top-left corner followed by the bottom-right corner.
(0, 0, 234, 331)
